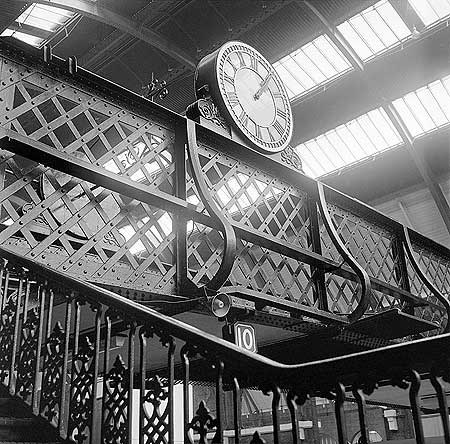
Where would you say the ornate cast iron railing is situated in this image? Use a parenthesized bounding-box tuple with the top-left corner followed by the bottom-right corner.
(0, 37, 449, 337)
(0, 245, 450, 444)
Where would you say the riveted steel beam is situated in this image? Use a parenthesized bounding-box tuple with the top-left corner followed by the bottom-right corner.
(13, 0, 196, 68)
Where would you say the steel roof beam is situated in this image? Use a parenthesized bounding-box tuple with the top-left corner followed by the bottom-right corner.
(302, 0, 364, 72)
(13, 0, 196, 68)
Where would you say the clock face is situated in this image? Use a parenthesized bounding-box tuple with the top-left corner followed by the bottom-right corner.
(215, 41, 292, 153)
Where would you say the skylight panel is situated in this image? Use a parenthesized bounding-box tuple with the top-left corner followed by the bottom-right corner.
(337, 0, 411, 61)
(1, 3, 77, 48)
(0, 29, 44, 47)
(392, 75, 450, 138)
(295, 108, 403, 178)
(273, 34, 352, 101)
(408, 0, 450, 26)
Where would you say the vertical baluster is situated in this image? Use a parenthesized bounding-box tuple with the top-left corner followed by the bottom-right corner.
(352, 385, 369, 444)
(409, 370, 425, 444)
(59, 294, 72, 439)
(182, 346, 194, 444)
(73, 300, 81, 355)
(22, 277, 30, 321)
(233, 377, 241, 444)
(139, 329, 146, 444)
(0, 259, 6, 313)
(1, 265, 10, 314)
(212, 360, 224, 444)
(90, 305, 102, 444)
(0, 264, 10, 313)
(271, 385, 281, 444)
(67, 299, 80, 442)
(128, 322, 136, 444)
(8, 270, 25, 394)
(168, 338, 175, 444)
(100, 313, 112, 444)
(45, 288, 54, 339)
(32, 282, 47, 415)
(287, 391, 299, 444)
(430, 370, 450, 443)
(335, 383, 348, 444)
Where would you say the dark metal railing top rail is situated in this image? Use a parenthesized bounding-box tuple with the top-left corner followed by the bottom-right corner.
(1, 245, 450, 444)
(0, 36, 449, 334)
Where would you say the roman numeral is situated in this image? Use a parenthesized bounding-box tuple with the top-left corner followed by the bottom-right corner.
(250, 55, 258, 71)
(276, 108, 287, 120)
(239, 110, 249, 127)
(227, 91, 240, 107)
(223, 73, 234, 85)
(237, 52, 246, 67)
(255, 125, 262, 140)
(267, 128, 276, 142)
(272, 91, 283, 100)
(273, 120, 284, 136)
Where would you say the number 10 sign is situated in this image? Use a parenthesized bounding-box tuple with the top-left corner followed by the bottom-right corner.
(234, 323, 257, 353)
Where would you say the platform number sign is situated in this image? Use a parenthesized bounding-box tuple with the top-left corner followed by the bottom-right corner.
(234, 323, 257, 353)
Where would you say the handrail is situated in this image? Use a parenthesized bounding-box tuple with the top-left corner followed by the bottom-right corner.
(185, 119, 236, 293)
(402, 226, 450, 333)
(1, 244, 450, 390)
(317, 182, 371, 322)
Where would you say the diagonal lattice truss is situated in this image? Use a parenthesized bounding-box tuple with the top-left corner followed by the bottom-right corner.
(0, 53, 177, 294)
(407, 245, 450, 329)
(0, 42, 448, 327)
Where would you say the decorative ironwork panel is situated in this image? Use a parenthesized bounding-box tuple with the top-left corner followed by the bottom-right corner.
(141, 375, 170, 444)
(187, 221, 223, 287)
(16, 306, 40, 404)
(406, 244, 449, 330)
(324, 275, 360, 315)
(232, 239, 316, 306)
(68, 336, 96, 444)
(0, 52, 177, 294)
(0, 55, 175, 197)
(40, 321, 65, 426)
(0, 295, 17, 381)
(0, 151, 176, 293)
(320, 205, 403, 313)
(322, 205, 397, 283)
(192, 142, 311, 249)
(102, 355, 130, 444)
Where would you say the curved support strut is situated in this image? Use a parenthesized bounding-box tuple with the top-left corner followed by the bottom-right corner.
(317, 182, 371, 322)
(402, 226, 450, 333)
(185, 119, 237, 293)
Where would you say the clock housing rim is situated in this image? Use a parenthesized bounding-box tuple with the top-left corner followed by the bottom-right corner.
(195, 40, 293, 154)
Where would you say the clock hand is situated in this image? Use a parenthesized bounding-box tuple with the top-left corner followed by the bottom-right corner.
(253, 72, 273, 100)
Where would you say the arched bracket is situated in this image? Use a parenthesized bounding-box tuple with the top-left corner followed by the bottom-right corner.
(402, 226, 450, 333)
(185, 119, 237, 294)
(316, 182, 370, 322)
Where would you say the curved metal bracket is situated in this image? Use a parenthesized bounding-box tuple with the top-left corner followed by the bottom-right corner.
(402, 226, 450, 333)
(185, 119, 237, 294)
(317, 182, 370, 322)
